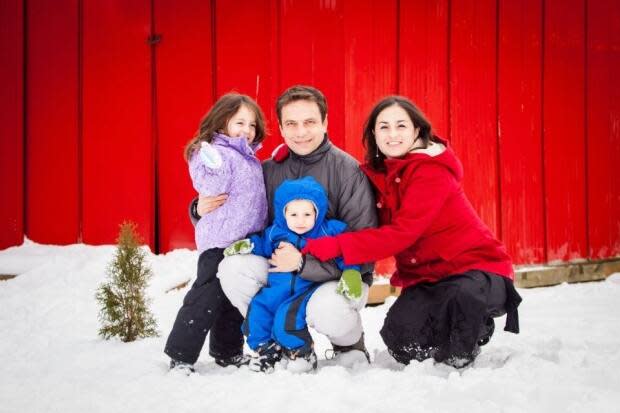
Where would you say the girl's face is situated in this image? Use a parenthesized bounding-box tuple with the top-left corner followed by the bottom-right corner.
(374, 104, 420, 158)
(226, 105, 257, 143)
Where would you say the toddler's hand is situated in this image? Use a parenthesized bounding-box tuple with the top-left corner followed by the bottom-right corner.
(336, 269, 363, 301)
(224, 239, 254, 257)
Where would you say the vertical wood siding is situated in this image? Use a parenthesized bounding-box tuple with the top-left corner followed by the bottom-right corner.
(1, 0, 619, 264)
(26, 0, 80, 245)
(543, 0, 588, 262)
(0, 0, 24, 250)
(498, 0, 545, 263)
(586, 0, 620, 259)
(81, 0, 154, 248)
(155, 0, 214, 252)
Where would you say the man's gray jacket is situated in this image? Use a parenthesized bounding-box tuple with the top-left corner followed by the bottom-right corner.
(191, 135, 378, 284)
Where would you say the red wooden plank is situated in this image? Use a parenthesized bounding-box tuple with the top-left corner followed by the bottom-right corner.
(82, 1, 154, 248)
(26, 0, 80, 245)
(587, 0, 620, 259)
(342, 0, 398, 276)
(450, 0, 499, 236)
(0, 0, 24, 249)
(498, 0, 545, 264)
(215, 0, 279, 160)
(342, 0, 398, 162)
(279, 0, 345, 151)
(543, 0, 587, 262)
(155, 0, 213, 253)
(399, 0, 449, 139)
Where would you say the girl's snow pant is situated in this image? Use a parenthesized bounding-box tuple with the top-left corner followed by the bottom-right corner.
(164, 248, 244, 364)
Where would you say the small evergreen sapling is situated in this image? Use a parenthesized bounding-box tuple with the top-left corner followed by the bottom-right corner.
(96, 221, 158, 342)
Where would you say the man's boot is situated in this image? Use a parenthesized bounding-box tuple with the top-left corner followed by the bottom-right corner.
(326, 332, 371, 367)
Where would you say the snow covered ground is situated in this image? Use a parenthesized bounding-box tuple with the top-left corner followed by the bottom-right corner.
(1, 240, 620, 413)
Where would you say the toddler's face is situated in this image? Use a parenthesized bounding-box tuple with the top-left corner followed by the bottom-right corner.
(284, 200, 316, 235)
(227, 104, 257, 143)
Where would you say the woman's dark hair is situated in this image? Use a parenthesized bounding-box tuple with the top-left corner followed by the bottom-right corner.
(184, 93, 266, 160)
(363, 96, 437, 171)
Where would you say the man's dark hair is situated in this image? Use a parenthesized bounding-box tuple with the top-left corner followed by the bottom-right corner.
(276, 85, 327, 124)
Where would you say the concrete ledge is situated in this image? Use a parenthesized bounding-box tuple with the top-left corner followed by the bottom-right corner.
(367, 258, 620, 303)
(367, 283, 401, 305)
(514, 259, 620, 288)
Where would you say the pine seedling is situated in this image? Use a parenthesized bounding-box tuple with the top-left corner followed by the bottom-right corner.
(96, 221, 158, 342)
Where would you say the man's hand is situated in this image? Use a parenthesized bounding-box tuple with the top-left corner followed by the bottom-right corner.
(197, 194, 228, 216)
(268, 242, 303, 272)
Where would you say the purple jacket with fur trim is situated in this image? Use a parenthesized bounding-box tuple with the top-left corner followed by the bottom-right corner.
(189, 133, 267, 253)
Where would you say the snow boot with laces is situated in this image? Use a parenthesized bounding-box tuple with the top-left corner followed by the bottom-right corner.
(169, 358, 196, 375)
(214, 353, 251, 368)
(249, 342, 283, 373)
(284, 348, 318, 373)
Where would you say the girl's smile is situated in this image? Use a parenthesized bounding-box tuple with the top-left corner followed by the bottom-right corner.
(227, 104, 257, 143)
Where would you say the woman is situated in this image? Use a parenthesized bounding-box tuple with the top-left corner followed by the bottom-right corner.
(303, 96, 522, 368)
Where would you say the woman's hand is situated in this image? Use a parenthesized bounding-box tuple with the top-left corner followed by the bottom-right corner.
(197, 194, 228, 216)
(302, 237, 342, 262)
(268, 242, 302, 272)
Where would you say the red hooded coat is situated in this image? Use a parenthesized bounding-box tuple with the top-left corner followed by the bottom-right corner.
(336, 143, 514, 290)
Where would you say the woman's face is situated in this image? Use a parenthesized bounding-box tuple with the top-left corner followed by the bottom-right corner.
(374, 104, 420, 158)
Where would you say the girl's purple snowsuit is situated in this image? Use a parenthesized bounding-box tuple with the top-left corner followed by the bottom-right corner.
(189, 133, 268, 253)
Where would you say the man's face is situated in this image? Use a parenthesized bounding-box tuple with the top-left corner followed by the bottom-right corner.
(279, 100, 328, 156)
(284, 199, 317, 235)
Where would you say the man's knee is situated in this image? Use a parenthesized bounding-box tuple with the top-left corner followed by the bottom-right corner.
(218, 255, 269, 284)
(305, 281, 369, 346)
(217, 255, 269, 316)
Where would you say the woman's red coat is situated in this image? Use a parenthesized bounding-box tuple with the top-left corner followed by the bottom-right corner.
(336, 145, 514, 289)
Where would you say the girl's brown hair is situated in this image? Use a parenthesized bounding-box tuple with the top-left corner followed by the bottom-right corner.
(184, 93, 266, 160)
(362, 96, 439, 171)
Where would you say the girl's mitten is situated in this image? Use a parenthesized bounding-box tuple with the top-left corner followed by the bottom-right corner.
(224, 239, 254, 256)
(200, 141, 223, 169)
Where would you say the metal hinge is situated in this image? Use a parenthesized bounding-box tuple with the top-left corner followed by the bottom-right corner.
(147, 34, 162, 45)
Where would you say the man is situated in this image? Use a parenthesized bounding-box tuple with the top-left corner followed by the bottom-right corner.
(194, 85, 377, 370)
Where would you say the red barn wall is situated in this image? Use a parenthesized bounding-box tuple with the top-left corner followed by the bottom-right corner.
(1, 0, 619, 265)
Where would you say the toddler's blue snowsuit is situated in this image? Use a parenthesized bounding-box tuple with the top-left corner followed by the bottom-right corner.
(242, 176, 360, 354)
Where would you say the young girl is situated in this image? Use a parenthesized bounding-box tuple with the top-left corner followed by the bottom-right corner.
(164, 93, 268, 373)
(303, 96, 522, 368)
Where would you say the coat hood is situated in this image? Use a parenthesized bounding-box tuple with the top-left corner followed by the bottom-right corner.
(212, 132, 261, 159)
(273, 176, 328, 237)
(361, 138, 463, 191)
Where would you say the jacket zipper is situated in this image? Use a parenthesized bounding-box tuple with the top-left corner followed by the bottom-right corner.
(290, 273, 296, 296)
(290, 236, 303, 295)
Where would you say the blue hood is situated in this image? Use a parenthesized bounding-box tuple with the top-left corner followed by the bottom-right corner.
(273, 176, 328, 237)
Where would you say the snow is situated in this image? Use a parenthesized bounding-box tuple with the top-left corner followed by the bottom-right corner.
(1, 240, 620, 413)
